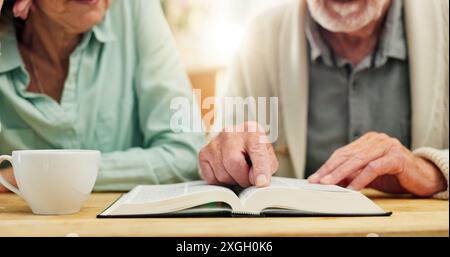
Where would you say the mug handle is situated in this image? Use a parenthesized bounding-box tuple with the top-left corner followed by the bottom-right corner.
(0, 155, 22, 196)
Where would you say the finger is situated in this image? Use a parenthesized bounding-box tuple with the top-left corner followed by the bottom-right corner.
(220, 135, 251, 187)
(245, 134, 272, 187)
(247, 152, 274, 186)
(211, 146, 237, 185)
(248, 166, 255, 185)
(213, 163, 236, 185)
(0, 0, 4, 13)
(319, 142, 388, 185)
(308, 133, 383, 183)
(266, 143, 279, 174)
(199, 148, 220, 185)
(336, 170, 362, 188)
(222, 151, 251, 188)
(347, 156, 400, 191)
(199, 158, 219, 185)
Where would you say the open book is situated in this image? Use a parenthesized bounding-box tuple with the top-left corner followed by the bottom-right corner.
(98, 177, 391, 218)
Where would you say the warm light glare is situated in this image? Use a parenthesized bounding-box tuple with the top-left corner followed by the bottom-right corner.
(203, 23, 246, 66)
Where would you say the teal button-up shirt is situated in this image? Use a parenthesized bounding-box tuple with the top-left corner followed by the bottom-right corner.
(0, 0, 205, 191)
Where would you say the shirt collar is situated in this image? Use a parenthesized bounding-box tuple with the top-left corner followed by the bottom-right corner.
(91, 7, 117, 43)
(0, 9, 116, 74)
(305, 0, 407, 68)
(374, 0, 407, 65)
(304, 9, 334, 66)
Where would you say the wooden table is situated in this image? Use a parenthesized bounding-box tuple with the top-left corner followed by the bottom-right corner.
(0, 191, 448, 237)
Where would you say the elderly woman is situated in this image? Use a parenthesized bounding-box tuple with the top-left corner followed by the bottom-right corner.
(0, 0, 205, 192)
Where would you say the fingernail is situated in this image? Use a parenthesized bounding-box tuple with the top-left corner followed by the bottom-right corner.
(308, 174, 318, 182)
(347, 186, 355, 190)
(255, 174, 268, 187)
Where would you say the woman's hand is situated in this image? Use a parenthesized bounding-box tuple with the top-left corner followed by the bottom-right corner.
(308, 132, 447, 197)
(0, 168, 17, 193)
(0, 0, 34, 19)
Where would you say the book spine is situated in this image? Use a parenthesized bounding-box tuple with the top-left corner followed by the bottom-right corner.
(232, 211, 261, 217)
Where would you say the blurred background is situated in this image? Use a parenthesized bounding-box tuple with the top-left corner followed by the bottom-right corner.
(160, 0, 290, 117)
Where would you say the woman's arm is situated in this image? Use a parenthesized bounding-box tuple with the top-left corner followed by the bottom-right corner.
(93, 0, 205, 191)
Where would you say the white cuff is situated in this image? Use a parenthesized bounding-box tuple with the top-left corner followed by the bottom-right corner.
(414, 148, 449, 200)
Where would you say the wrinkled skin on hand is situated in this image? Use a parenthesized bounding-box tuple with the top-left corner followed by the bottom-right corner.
(308, 132, 446, 197)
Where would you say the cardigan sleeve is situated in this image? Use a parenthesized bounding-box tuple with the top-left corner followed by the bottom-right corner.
(414, 148, 449, 200)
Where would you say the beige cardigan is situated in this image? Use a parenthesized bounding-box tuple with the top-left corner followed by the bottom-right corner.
(219, 0, 449, 199)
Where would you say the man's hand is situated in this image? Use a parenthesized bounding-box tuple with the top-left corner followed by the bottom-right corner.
(308, 132, 447, 197)
(0, 168, 16, 193)
(199, 122, 279, 188)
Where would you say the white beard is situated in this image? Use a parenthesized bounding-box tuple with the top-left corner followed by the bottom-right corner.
(307, 0, 388, 33)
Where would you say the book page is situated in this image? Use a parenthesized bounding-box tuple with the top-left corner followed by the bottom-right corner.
(101, 181, 243, 216)
(236, 177, 385, 215)
(127, 181, 236, 204)
(238, 177, 351, 202)
(269, 177, 351, 192)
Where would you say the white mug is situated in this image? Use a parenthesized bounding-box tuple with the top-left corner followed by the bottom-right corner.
(0, 150, 100, 215)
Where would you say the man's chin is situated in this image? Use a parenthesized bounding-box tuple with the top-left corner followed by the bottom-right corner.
(314, 13, 371, 33)
(307, 0, 387, 33)
(326, 0, 366, 17)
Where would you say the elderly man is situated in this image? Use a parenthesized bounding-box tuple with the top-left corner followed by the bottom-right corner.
(199, 0, 449, 199)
